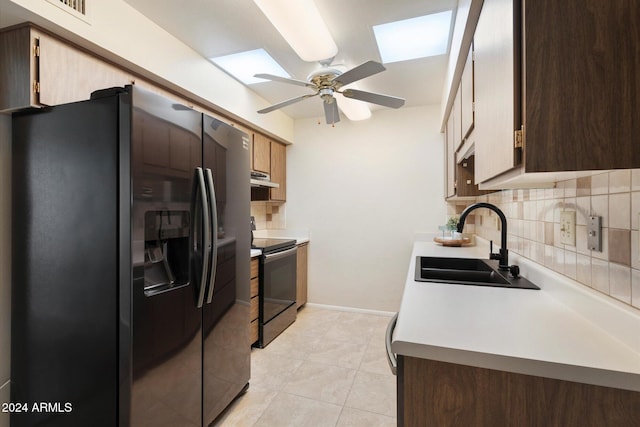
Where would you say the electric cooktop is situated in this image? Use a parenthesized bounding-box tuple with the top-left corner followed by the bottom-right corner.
(251, 238, 296, 254)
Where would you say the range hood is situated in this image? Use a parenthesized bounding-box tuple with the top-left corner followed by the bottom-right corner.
(250, 171, 280, 188)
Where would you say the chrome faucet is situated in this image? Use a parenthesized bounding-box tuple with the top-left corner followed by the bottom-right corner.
(456, 202, 509, 270)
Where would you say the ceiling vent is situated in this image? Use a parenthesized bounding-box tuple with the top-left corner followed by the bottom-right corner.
(47, 0, 88, 19)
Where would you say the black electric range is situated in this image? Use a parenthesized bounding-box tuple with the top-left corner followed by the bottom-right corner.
(251, 238, 297, 255)
(250, 237, 298, 347)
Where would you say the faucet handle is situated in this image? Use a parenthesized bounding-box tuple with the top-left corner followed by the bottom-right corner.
(509, 265, 520, 278)
(489, 240, 501, 259)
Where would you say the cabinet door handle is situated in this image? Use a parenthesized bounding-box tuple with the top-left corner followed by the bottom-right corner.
(385, 312, 398, 375)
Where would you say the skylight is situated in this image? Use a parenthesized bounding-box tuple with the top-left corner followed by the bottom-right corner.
(210, 48, 290, 85)
(373, 10, 453, 64)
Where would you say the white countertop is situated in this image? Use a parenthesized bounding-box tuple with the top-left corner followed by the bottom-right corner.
(392, 238, 640, 392)
(250, 249, 261, 258)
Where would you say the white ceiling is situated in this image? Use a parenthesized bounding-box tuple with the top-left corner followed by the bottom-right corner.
(124, 0, 458, 121)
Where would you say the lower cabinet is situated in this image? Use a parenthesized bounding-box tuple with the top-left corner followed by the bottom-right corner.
(398, 356, 640, 426)
(249, 258, 259, 345)
(296, 242, 308, 309)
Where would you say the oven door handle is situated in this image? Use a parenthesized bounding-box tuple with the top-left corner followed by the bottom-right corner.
(263, 246, 297, 262)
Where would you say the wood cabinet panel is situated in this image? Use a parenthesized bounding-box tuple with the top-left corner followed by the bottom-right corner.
(38, 34, 131, 106)
(250, 259, 259, 281)
(451, 85, 462, 150)
(399, 356, 640, 427)
(250, 258, 259, 345)
(250, 277, 258, 298)
(474, 0, 521, 183)
(252, 133, 271, 174)
(296, 243, 308, 309)
(270, 141, 286, 202)
(523, 0, 640, 172)
(445, 116, 456, 198)
(250, 319, 258, 345)
(470, 0, 640, 188)
(0, 25, 36, 111)
(456, 155, 490, 197)
(250, 296, 259, 322)
(0, 24, 131, 111)
(460, 46, 474, 140)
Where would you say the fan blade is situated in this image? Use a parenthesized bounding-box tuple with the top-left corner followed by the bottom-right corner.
(254, 73, 316, 88)
(323, 99, 340, 124)
(342, 89, 405, 109)
(257, 93, 318, 114)
(331, 61, 386, 87)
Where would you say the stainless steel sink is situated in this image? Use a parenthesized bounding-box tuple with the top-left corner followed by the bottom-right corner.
(415, 256, 540, 290)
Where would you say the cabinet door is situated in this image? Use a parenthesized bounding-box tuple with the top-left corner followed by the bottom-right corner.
(452, 85, 462, 151)
(0, 26, 37, 111)
(445, 113, 456, 198)
(296, 243, 308, 309)
(460, 46, 474, 140)
(38, 33, 131, 106)
(523, 0, 640, 172)
(252, 133, 271, 173)
(270, 141, 286, 201)
(474, 0, 521, 183)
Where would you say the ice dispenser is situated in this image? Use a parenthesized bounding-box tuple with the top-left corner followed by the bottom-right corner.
(144, 210, 190, 295)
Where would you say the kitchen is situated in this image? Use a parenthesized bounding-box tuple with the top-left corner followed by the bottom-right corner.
(0, 0, 639, 426)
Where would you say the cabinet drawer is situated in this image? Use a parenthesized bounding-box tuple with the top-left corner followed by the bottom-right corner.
(250, 319, 259, 345)
(250, 295, 259, 321)
(250, 277, 259, 298)
(250, 258, 259, 279)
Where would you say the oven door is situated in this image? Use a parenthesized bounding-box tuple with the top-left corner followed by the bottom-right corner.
(261, 246, 297, 324)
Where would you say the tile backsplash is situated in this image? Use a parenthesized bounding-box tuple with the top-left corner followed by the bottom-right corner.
(448, 170, 640, 311)
(251, 202, 286, 230)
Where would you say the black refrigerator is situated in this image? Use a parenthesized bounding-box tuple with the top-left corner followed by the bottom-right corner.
(11, 85, 251, 426)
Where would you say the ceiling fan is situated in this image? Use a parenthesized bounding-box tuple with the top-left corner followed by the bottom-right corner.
(255, 60, 406, 124)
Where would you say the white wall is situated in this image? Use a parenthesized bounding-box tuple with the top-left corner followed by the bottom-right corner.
(0, 115, 10, 427)
(287, 105, 446, 312)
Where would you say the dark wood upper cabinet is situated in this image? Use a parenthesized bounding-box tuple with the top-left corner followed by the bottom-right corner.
(523, 0, 640, 172)
(473, 0, 640, 188)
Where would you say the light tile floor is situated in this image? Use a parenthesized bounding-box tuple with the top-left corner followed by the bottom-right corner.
(214, 306, 397, 427)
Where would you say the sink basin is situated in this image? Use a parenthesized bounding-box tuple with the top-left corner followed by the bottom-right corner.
(415, 256, 540, 290)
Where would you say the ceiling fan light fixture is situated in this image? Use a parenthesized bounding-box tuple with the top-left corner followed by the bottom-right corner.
(253, 0, 338, 62)
(337, 94, 371, 121)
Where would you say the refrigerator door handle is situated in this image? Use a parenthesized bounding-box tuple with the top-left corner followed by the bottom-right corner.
(205, 168, 218, 304)
(196, 167, 211, 308)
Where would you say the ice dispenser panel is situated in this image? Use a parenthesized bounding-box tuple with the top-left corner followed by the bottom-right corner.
(144, 210, 190, 296)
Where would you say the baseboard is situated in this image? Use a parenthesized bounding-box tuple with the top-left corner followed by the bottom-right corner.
(305, 302, 396, 317)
